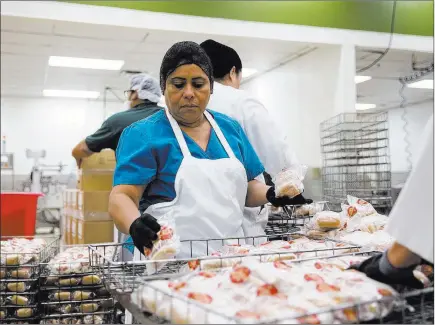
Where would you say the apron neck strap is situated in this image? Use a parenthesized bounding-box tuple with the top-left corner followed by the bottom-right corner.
(164, 108, 191, 157)
(204, 110, 236, 159)
(164, 108, 236, 159)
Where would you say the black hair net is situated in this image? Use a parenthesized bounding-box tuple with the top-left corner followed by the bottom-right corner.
(200, 39, 242, 79)
(160, 41, 214, 93)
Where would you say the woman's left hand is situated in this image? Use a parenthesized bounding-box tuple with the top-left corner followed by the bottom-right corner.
(266, 185, 312, 207)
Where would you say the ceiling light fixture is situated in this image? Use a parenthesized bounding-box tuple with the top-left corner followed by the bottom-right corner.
(355, 103, 376, 111)
(407, 79, 433, 89)
(243, 68, 258, 79)
(43, 89, 100, 99)
(48, 56, 124, 70)
(355, 76, 372, 84)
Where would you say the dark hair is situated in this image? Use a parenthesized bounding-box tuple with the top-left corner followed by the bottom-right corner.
(160, 41, 214, 93)
(200, 39, 242, 79)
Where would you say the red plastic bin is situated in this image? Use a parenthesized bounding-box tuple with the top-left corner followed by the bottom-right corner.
(0, 192, 43, 237)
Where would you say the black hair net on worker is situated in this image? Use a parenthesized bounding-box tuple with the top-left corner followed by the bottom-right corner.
(160, 41, 214, 94)
(200, 39, 242, 79)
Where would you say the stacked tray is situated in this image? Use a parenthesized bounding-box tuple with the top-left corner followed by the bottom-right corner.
(38, 245, 116, 324)
(0, 236, 58, 324)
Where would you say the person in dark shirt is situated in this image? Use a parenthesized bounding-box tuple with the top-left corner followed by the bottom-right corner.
(72, 74, 163, 168)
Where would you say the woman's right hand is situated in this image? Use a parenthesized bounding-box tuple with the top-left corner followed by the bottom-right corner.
(129, 213, 161, 254)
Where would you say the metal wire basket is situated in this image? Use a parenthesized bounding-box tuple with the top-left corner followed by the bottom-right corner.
(128, 251, 434, 325)
(89, 233, 361, 297)
(0, 236, 59, 323)
(266, 202, 330, 236)
(38, 244, 115, 324)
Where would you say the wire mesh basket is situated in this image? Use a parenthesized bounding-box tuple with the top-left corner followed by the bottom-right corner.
(89, 233, 361, 298)
(128, 251, 434, 325)
(320, 113, 392, 213)
(0, 236, 59, 323)
(38, 244, 115, 324)
(266, 202, 330, 236)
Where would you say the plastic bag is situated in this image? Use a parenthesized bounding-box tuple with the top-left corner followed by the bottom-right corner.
(342, 214, 388, 233)
(5, 295, 30, 306)
(312, 211, 342, 230)
(144, 215, 181, 276)
(343, 195, 377, 217)
(7, 282, 29, 293)
(273, 165, 308, 199)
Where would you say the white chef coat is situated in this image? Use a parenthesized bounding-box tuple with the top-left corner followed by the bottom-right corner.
(208, 83, 299, 177)
(207, 83, 299, 239)
(386, 117, 433, 263)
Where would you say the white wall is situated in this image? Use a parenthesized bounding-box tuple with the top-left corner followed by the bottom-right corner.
(242, 45, 344, 168)
(388, 101, 434, 173)
(1, 97, 123, 175)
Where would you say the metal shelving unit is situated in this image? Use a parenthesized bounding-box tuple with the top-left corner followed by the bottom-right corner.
(320, 113, 392, 213)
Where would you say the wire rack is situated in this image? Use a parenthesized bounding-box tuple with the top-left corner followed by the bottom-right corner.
(265, 202, 330, 236)
(129, 251, 433, 325)
(320, 113, 392, 213)
(37, 244, 116, 324)
(89, 233, 361, 297)
(0, 236, 59, 323)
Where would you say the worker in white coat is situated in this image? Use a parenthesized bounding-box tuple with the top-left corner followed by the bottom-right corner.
(200, 40, 309, 237)
(351, 117, 433, 288)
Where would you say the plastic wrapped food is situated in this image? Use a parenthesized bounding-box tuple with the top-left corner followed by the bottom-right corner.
(144, 215, 181, 276)
(0, 268, 6, 279)
(58, 278, 81, 287)
(0, 238, 47, 266)
(77, 303, 99, 313)
(0, 310, 6, 319)
(72, 291, 96, 301)
(313, 211, 341, 230)
(15, 308, 35, 318)
(269, 205, 283, 216)
(274, 165, 307, 199)
(47, 245, 116, 275)
(81, 275, 101, 286)
(134, 254, 399, 324)
(7, 282, 29, 292)
(10, 267, 34, 279)
(83, 315, 103, 324)
(49, 292, 72, 301)
(59, 304, 73, 314)
(342, 214, 388, 234)
(342, 195, 377, 218)
(5, 295, 30, 306)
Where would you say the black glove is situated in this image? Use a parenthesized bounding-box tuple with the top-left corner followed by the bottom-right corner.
(266, 185, 313, 207)
(129, 213, 161, 254)
(348, 253, 424, 289)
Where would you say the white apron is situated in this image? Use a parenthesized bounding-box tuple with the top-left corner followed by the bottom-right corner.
(134, 108, 248, 259)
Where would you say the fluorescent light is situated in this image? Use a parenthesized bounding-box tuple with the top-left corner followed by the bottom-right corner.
(355, 103, 376, 111)
(243, 68, 258, 79)
(43, 89, 100, 99)
(407, 79, 433, 89)
(355, 76, 372, 84)
(48, 56, 124, 70)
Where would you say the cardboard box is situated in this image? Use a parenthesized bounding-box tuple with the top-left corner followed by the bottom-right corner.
(81, 150, 116, 170)
(77, 170, 113, 192)
(77, 219, 114, 244)
(75, 191, 112, 221)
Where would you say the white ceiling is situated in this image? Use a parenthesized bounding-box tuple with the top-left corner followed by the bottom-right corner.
(356, 47, 433, 110)
(1, 15, 433, 109)
(0, 16, 314, 102)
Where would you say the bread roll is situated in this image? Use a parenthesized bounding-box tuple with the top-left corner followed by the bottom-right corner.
(315, 211, 341, 229)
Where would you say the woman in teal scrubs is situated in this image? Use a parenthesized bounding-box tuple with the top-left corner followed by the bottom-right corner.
(109, 41, 301, 257)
